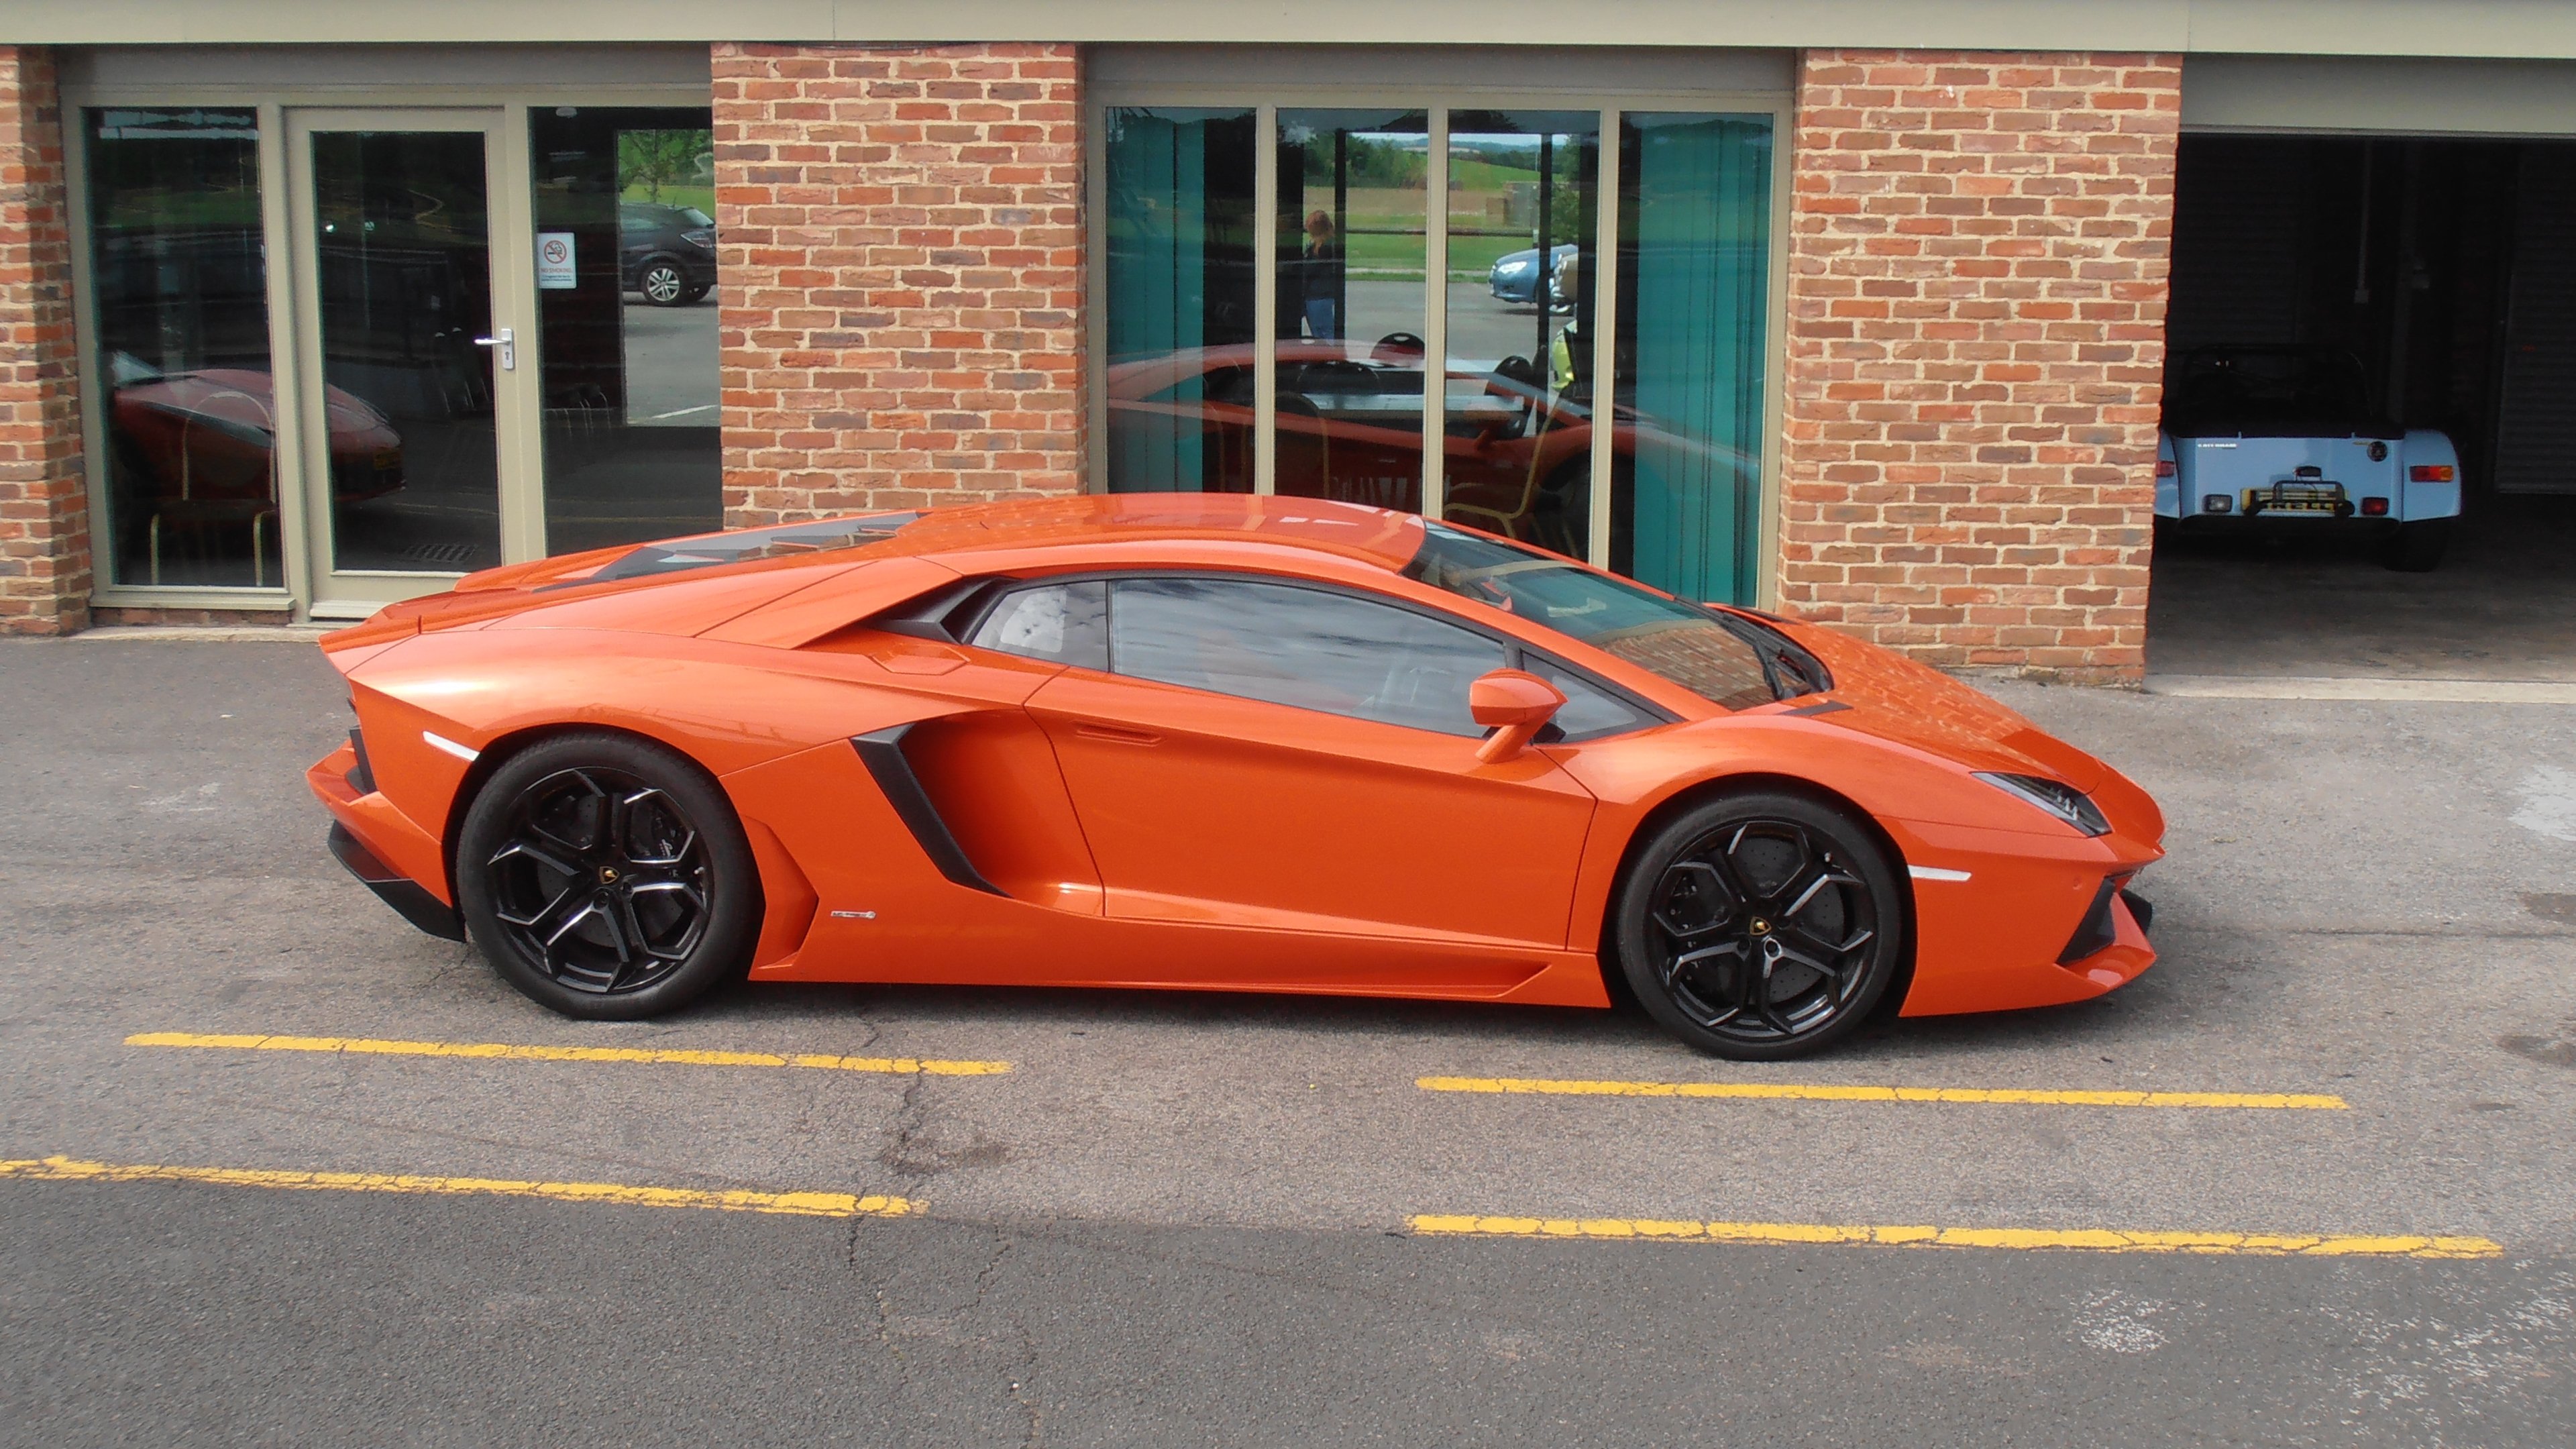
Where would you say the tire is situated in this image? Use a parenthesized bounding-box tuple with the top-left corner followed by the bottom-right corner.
(1611, 789, 1907, 1061)
(679, 284, 711, 306)
(2379, 518, 2451, 572)
(455, 732, 761, 1020)
(635, 258, 690, 306)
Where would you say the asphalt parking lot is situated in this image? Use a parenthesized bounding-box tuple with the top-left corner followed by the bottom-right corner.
(3, 637, 2572, 1446)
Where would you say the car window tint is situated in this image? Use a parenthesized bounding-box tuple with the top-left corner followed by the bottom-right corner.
(1525, 659, 1656, 741)
(967, 580, 1107, 670)
(1109, 577, 1505, 737)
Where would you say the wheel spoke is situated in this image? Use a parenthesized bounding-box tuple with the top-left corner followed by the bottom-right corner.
(614, 788, 697, 868)
(1776, 867, 1840, 920)
(1651, 860, 1736, 943)
(489, 837, 578, 879)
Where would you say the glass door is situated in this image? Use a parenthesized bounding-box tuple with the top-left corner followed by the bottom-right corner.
(286, 109, 533, 614)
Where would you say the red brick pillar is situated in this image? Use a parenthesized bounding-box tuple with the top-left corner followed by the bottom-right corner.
(1777, 51, 2179, 684)
(710, 42, 1082, 527)
(0, 46, 87, 636)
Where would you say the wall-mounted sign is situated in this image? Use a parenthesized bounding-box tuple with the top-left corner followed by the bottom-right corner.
(536, 231, 577, 290)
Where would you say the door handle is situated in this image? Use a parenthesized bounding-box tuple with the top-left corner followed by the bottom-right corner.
(1073, 723, 1161, 746)
(473, 327, 515, 371)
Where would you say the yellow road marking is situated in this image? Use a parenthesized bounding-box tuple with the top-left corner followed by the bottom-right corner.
(0, 1155, 915, 1218)
(127, 1032, 1010, 1076)
(1417, 1076, 2348, 1110)
(1410, 1215, 2499, 1258)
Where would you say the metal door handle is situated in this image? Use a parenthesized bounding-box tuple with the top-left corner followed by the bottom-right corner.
(473, 327, 515, 371)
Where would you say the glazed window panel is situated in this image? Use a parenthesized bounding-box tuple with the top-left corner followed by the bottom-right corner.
(1275, 109, 1432, 512)
(1611, 113, 1774, 606)
(1102, 107, 1258, 494)
(527, 107, 722, 555)
(85, 107, 277, 588)
(1438, 110, 1602, 560)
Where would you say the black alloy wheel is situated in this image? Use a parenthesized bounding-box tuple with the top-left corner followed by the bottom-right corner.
(1613, 790, 1906, 1061)
(637, 258, 690, 306)
(457, 733, 760, 1020)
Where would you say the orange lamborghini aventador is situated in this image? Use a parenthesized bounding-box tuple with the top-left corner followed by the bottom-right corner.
(309, 494, 2163, 1060)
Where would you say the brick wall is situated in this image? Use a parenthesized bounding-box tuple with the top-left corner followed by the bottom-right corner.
(0, 46, 86, 636)
(1776, 50, 2180, 684)
(710, 42, 1082, 527)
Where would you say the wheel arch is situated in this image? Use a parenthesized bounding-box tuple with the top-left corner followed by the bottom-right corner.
(1591, 767, 1920, 1018)
(437, 720, 730, 914)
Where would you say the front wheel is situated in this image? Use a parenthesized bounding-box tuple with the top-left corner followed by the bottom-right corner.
(1611, 790, 1907, 1061)
(455, 732, 761, 1020)
(635, 258, 691, 306)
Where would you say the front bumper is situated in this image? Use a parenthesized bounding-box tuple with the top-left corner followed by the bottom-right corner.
(328, 822, 464, 941)
(309, 737, 462, 942)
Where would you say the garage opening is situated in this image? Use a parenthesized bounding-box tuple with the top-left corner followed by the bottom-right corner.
(2151, 133, 2576, 681)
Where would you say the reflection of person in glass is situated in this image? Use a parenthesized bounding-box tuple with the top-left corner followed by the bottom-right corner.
(1300, 210, 1344, 341)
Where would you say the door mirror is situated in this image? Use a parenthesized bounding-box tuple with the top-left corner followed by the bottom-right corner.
(1469, 669, 1567, 763)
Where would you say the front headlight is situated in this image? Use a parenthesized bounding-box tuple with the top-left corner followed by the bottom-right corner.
(1975, 772, 2110, 837)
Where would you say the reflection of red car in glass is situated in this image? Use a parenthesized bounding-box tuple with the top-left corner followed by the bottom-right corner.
(109, 352, 404, 584)
(1104, 341, 1754, 560)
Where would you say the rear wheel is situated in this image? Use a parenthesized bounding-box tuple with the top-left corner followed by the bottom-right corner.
(456, 732, 761, 1020)
(1611, 790, 1907, 1061)
(2379, 518, 2451, 572)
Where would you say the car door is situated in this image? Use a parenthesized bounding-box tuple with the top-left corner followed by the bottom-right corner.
(1017, 573, 1599, 949)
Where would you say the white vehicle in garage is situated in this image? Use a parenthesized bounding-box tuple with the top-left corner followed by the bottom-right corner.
(2155, 346, 2463, 572)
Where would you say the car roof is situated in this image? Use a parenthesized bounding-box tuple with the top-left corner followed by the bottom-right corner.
(884, 492, 1430, 572)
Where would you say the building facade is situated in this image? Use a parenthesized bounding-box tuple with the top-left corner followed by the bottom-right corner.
(6, 5, 2576, 684)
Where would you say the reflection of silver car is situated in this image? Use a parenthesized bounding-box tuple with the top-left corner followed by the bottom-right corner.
(1487, 244, 1578, 306)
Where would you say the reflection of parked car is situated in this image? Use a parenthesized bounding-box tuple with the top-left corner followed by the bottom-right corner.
(1487, 244, 1578, 307)
(1104, 341, 1754, 562)
(108, 352, 403, 584)
(2156, 345, 2461, 571)
(619, 202, 716, 306)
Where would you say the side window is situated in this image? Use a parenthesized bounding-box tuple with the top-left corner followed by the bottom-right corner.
(1524, 658, 1657, 741)
(1108, 577, 1507, 737)
(965, 580, 1108, 670)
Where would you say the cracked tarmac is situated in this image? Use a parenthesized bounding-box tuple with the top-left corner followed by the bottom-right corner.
(2, 638, 2572, 1446)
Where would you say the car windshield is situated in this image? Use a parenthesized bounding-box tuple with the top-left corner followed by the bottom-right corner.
(1401, 523, 1824, 710)
(2167, 348, 2378, 434)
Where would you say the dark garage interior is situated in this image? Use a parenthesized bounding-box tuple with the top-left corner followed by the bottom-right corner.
(2149, 132, 2576, 680)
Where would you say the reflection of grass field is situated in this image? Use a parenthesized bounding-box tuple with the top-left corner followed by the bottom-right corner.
(1345, 225, 1530, 280)
(1309, 180, 1568, 280)
(621, 184, 716, 216)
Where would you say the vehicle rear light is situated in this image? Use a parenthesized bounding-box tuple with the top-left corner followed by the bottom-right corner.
(2360, 496, 2390, 517)
(2202, 494, 2231, 515)
(2154, 460, 2176, 478)
(2409, 464, 2455, 482)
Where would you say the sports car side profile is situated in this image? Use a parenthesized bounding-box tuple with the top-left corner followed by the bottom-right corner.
(309, 495, 2164, 1060)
